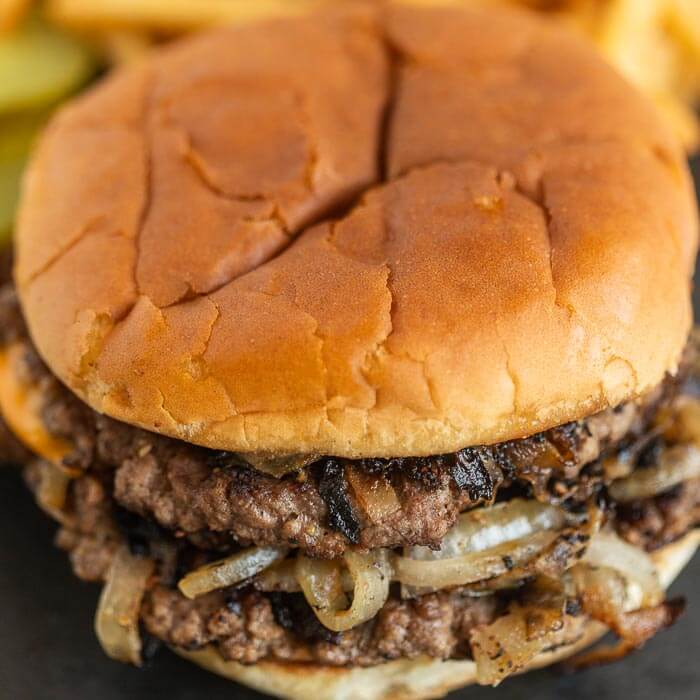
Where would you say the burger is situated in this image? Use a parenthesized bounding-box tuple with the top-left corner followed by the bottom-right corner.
(1, 3, 699, 699)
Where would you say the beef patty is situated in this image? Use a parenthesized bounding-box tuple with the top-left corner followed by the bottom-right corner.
(140, 585, 502, 667)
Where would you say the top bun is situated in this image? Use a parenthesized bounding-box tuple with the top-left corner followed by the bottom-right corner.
(14, 2, 698, 457)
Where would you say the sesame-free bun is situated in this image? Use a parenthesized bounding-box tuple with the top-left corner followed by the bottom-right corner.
(177, 531, 699, 700)
(14, 2, 698, 457)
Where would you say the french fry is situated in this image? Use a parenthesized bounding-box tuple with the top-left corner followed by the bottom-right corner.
(591, 0, 699, 148)
(0, 110, 49, 244)
(0, 0, 32, 33)
(593, 0, 675, 94)
(666, 0, 700, 67)
(651, 91, 700, 149)
(98, 30, 152, 65)
(47, 0, 325, 33)
(668, 0, 700, 57)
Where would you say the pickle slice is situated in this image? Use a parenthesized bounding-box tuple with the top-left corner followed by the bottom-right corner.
(0, 111, 49, 244)
(0, 17, 94, 114)
(0, 159, 24, 245)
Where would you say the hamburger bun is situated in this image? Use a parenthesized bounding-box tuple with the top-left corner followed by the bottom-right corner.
(176, 531, 700, 700)
(14, 2, 698, 457)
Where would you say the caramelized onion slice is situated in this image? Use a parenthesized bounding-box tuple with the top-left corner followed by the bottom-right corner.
(472, 609, 541, 686)
(569, 562, 685, 670)
(394, 530, 557, 589)
(256, 558, 354, 594)
(663, 395, 700, 444)
(345, 466, 400, 522)
(296, 549, 391, 632)
(178, 546, 287, 599)
(396, 499, 565, 590)
(410, 499, 567, 562)
(35, 460, 73, 525)
(238, 452, 319, 477)
(295, 556, 347, 608)
(95, 546, 154, 666)
(471, 600, 580, 686)
(254, 559, 301, 593)
(608, 443, 700, 502)
(582, 531, 662, 606)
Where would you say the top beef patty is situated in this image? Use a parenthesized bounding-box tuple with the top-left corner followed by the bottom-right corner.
(0, 285, 677, 558)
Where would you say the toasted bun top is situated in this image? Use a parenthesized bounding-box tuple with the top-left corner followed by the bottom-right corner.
(15, 2, 698, 457)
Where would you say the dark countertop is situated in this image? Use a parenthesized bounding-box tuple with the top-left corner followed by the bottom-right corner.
(1, 159, 699, 700)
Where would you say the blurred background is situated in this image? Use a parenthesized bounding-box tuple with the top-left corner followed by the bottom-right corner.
(0, 1, 699, 699)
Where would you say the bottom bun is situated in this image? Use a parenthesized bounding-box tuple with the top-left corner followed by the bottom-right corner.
(174, 531, 699, 700)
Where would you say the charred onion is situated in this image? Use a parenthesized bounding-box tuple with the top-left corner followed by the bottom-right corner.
(238, 452, 319, 477)
(471, 600, 580, 686)
(95, 546, 154, 665)
(582, 531, 662, 606)
(395, 500, 566, 589)
(609, 443, 700, 502)
(295, 549, 391, 632)
(178, 546, 287, 599)
(394, 530, 557, 588)
(35, 460, 73, 525)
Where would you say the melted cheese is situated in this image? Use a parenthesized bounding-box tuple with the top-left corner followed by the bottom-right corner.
(0, 344, 72, 464)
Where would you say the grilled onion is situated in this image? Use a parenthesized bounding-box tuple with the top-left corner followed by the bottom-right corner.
(35, 460, 73, 525)
(178, 546, 287, 599)
(429, 499, 566, 558)
(472, 608, 541, 686)
(95, 546, 154, 665)
(394, 530, 557, 588)
(345, 466, 400, 522)
(395, 500, 566, 589)
(471, 601, 580, 686)
(582, 531, 662, 606)
(663, 395, 700, 444)
(569, 561, 684, 670)
(296, 549, 391, 632)
(608, 443, 700, 502)
(256, 558, 354, 594)
(253, 559, 301, 593)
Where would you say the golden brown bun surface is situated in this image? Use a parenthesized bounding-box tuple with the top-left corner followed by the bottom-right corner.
(175, 531, 700, 700)
(15, 2, 698, 457)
